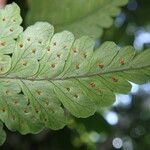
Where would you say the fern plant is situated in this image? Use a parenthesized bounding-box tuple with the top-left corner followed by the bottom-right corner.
(0, 2, 150, 146)
(26, 0, 128, 38)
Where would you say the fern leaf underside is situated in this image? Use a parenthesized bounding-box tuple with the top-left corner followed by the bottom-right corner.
(0, 3, 150, 138)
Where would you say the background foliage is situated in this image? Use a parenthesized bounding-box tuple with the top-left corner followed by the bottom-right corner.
(26, 0, 128, 38)
(0, 0, 150, 150)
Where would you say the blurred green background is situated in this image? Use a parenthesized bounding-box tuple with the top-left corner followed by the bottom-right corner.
(1, 0, 150, 149)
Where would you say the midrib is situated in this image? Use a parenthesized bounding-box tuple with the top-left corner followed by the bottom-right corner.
(0, 64, 149, 82)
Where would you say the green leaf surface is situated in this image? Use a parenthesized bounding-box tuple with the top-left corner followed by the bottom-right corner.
(0, 121, 6, 146)
(0, 3, 150, 135)
(26, 0, 128, 38)
(0, 3, 23, 54)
